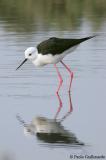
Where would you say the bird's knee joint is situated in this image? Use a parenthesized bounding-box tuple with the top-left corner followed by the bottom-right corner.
(56, 91, 59, 95)
(60, 79, 63, 84)
(71, 72, 74, 78)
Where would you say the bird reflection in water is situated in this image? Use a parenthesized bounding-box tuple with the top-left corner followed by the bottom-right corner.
(16, 112, 84, 146)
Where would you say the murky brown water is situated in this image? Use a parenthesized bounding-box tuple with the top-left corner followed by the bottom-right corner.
(0, 0, 106, 160)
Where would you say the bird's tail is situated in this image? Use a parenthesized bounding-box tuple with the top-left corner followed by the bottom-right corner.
(81, 35, 97, 42)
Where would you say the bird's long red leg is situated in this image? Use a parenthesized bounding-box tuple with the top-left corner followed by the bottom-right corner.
(54, 64, 63, 119)
(60, 61, 73, 115)
(60, 61, 73, 92)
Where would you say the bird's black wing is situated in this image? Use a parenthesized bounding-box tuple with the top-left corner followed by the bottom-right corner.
(37, 36, 94, 55)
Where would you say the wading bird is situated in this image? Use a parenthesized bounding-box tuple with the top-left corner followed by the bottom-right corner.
(16, 36, 95, 118)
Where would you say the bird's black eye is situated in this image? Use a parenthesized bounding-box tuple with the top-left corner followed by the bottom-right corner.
(29, 53, 32, 56)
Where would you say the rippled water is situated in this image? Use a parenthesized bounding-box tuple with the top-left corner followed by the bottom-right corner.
(0, 0, 106, 160)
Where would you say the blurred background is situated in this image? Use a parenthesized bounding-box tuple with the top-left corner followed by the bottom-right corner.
(0, 0, 106, 32)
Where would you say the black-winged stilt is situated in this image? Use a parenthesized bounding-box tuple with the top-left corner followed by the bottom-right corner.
(16, 36, 95, 118)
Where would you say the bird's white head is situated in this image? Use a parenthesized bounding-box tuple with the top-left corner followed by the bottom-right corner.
(16, 47, 38, 70)
(25, 47, 37, 61)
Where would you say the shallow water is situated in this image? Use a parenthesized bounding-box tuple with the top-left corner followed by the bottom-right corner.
(0, 0, 106, 160)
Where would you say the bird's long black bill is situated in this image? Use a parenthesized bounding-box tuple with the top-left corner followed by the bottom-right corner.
(16, 58, 27, 70)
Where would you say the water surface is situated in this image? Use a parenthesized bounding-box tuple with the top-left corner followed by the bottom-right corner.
(0, 0, 106, 160)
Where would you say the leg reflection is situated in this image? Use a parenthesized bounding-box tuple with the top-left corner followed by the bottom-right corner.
(60, 91, 73, 122)
(54, 92, 62, 119)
